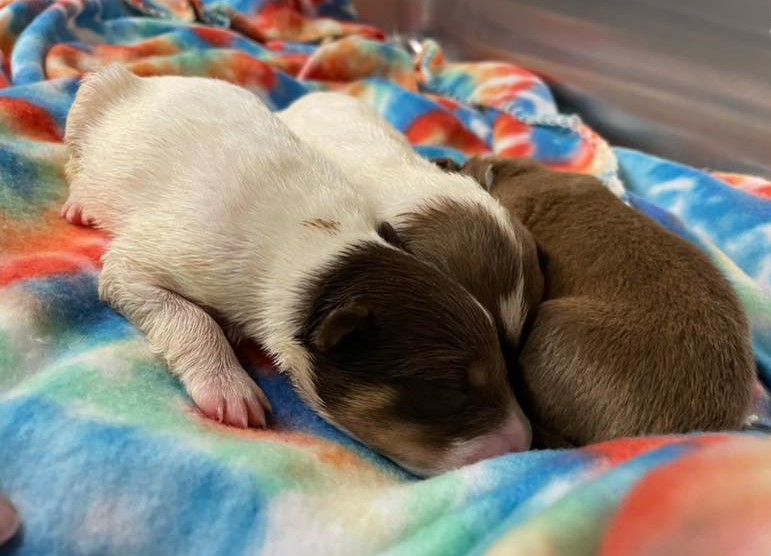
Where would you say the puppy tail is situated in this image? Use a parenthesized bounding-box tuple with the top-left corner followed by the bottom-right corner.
(64, 65, 141, 181)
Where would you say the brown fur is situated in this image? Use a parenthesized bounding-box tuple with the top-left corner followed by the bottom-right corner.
(302, 218, 341, 234)
(397, 199, 543, 347)
(455, 157, 756, 447)
(298, 241, 515, 473)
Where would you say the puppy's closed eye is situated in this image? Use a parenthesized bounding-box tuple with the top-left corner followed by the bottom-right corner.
(395, 379, 469, 418)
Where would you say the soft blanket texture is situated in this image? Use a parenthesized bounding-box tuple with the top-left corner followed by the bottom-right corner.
(1, 0, 770, 554)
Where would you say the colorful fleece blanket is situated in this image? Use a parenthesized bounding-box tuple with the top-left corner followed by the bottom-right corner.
(1, 0, 770, 554)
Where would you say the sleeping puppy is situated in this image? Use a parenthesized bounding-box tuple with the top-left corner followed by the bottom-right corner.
(449, 156, 757, 447)
(61, 65, 529, 475)
(279, 92, 543, 397)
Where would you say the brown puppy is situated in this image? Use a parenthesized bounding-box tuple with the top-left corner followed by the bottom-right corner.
(445, 156, 756, 447)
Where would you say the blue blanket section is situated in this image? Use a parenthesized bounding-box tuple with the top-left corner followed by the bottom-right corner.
(0, 398, 268, 556)
(617, 148, 771, 293)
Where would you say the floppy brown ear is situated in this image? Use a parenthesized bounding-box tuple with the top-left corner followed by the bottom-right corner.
(314, 299, 371, 352)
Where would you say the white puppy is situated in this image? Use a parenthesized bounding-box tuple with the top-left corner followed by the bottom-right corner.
(62, 66, 530, 475)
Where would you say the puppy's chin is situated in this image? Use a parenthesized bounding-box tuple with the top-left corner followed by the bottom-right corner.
(361, 408, 532, 478)
(317, 416, 448, 478)
(375, 442, 453, 478)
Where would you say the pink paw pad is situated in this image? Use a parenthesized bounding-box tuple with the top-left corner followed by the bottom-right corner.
(60, 200, 94, 227)
(190, 373, 271, 429)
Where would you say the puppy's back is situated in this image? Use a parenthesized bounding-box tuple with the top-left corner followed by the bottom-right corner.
(64, 66, 289, 232)
(279, 92, 497, 212)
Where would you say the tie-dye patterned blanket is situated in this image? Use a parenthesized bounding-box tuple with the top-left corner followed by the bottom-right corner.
(1, 0, 770, 554)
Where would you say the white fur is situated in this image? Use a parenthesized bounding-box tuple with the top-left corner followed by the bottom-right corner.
(64, 66, 390, 427)
(278, 92, 514, 231)
(499, 281, 526, 343)
(278, 92, 528, 341)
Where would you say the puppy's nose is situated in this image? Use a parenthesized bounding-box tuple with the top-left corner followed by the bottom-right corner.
(462, 412, 532, 466)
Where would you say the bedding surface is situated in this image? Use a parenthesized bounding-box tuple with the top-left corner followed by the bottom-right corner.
(1, 0, 770, 554)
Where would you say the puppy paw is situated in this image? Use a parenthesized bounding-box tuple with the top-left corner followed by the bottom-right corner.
(187, 369, 271, 429)
(60, 199, 94, 227)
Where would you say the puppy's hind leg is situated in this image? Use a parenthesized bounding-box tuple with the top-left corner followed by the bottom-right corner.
(99, 250, 271, 428)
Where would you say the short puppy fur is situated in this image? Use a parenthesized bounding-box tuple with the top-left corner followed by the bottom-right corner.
(280, 94, 542, 447)
(453, 157, 756, 447)
(63, 66, 527, 475)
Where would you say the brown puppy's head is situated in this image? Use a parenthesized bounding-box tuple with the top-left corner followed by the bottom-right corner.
(421, 160, 544, 352)
(300, 234, 531, 476)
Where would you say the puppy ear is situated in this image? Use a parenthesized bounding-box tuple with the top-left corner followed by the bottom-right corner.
(459, 157, 497, 191)
(432, 157, 462, 172)
(482, 163, 496, 191)
(314, 299, 371, 352)
(377, 221, 409, 252)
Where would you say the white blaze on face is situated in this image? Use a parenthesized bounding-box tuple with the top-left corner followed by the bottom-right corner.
(499, 282, 527, 346)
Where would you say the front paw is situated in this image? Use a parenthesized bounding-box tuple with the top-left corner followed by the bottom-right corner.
(186, 368, 272, 429)
(60, 199, 95, 227)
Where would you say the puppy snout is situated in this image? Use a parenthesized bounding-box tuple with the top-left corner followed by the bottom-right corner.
(460, 412, 532, 466)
